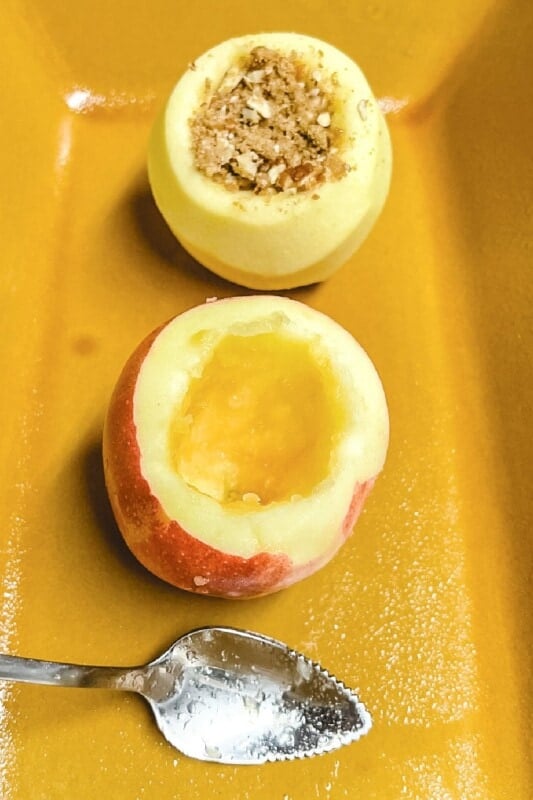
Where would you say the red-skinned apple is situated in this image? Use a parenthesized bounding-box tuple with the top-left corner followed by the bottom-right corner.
(103, 296, 388, 597)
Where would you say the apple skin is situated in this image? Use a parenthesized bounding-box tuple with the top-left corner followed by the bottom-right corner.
(148, 32, 392, 290)
(103, 297, 388, 598)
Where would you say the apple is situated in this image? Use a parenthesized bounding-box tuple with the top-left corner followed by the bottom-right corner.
(148, 33, 392, 290)
(103, 296, 389, 598)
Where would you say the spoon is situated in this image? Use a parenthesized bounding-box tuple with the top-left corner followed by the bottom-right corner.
(0, 626, 371, 764)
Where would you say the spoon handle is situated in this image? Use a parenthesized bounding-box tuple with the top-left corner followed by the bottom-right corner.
(0, 653, 136, 690)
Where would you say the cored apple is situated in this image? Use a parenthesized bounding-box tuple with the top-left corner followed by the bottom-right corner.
(148, 33, 392, 290)
(103, 296, 388, 598)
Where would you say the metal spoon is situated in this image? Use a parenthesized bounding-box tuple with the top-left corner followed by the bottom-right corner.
(0, 626, 371, 764)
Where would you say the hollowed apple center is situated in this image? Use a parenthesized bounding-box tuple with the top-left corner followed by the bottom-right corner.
(170, 331, 341, 506)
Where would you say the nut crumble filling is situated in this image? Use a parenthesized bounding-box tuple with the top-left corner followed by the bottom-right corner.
(190, 47, 349, 194)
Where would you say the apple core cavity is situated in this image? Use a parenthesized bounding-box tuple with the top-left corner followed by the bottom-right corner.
(169, 331, 344, 507)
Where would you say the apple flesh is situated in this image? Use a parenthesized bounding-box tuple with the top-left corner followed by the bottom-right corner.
(148, 33, 392, 290)
(103, 296, 389, 597)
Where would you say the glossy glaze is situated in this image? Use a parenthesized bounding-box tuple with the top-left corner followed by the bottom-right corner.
(0, 0, 531, 797)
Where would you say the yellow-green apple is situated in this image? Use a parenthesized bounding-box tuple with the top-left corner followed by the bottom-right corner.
(148, 33, 392, 290)
(103, 296, 389, 597)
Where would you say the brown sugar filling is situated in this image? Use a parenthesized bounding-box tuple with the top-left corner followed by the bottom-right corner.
(190, 47, 349, 194)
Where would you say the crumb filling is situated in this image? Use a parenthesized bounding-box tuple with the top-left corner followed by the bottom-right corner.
(169, 332, 343, 506)
(190, 47, 349, 194)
